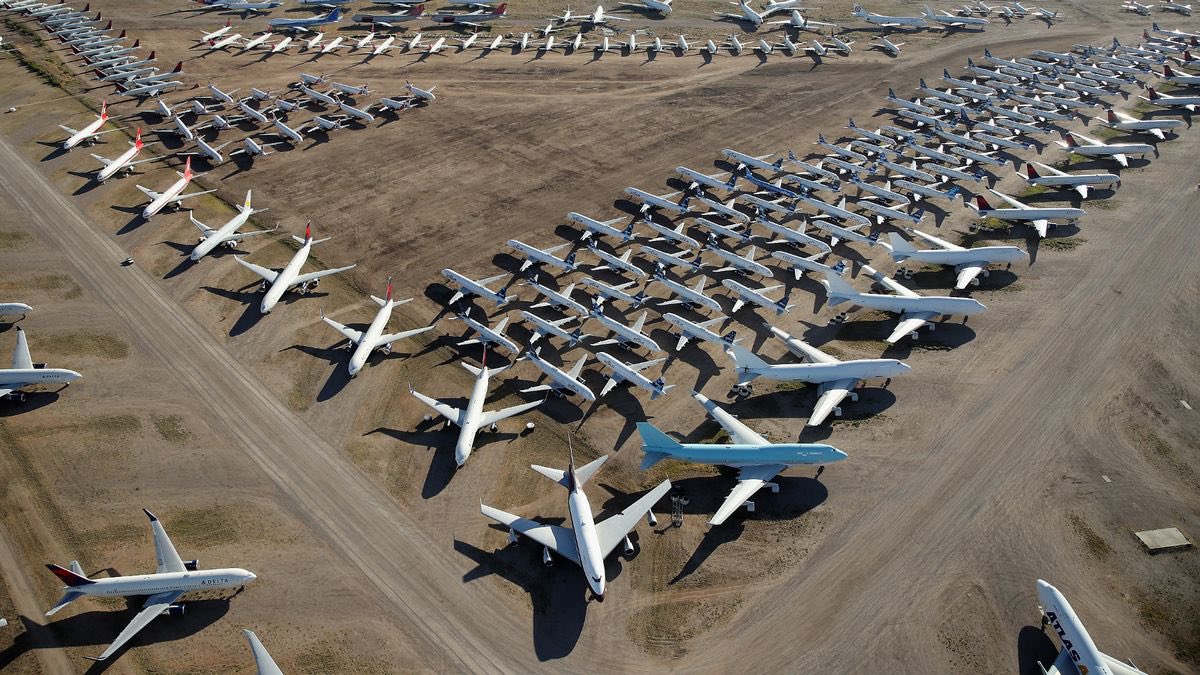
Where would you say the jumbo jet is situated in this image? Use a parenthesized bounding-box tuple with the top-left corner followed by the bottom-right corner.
(851, 3, 927, 27)
(268, 7, 341, 30)
(1101, 109, 1181, 141)
(410, 351, 543, 467)
(188, 190, 275, 261)
(136, 158, 217, 220)
(482, 448, 670, 600)
(59, 100, 114, 149)
(820, 265, 987, 343)
(1, 328, 81, 403)
(973, 189, 1085, 238)
(1022, 162, 1119, 199)
(322, 279, 433, 377)
(889, 229, 1026, 289)
(638, 394, 846, 525)
(1036, 579, 1149, 675)
(44, 509, 256, 661)
(508, 240, 578, 274)
(923, 4, 989, 27)
(725, 327, 909, 422)
(1140, 86, 1200, 111)
(595, 353, 672, 399)
(442, 269, 509, 307)
(521, 349, 594, 401)
(236, 223, 357, 314)
(91, 128, 157, 182)
(453, 311, 519, 355)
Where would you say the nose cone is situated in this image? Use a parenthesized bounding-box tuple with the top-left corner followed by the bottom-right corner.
(829, 448, 849, 462)
(246, 571, 258, 582)
(141, 208, 153, 220)
(589, 576, 606, 600)
(259, 299, 273, 314)
(65, 370, 83, 382)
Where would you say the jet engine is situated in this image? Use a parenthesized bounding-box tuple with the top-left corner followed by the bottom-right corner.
(623, 536, 634, 556)
(161, 603, 186, 617)
(542, 546, 553, 566)
(183, 559, 199, 571)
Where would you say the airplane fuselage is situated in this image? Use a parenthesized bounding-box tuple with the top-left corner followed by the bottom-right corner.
(739, 359, 910, 383)
(191, 210, 252, 261)
(1, 368, 82, 391)
(96, 145, 139, 182)
(349, 302, 393, 375)
(664, 442, 846, 467)
(455, 368, 490, 466)
(261, 242, 313, 313)
(568, 488, 606, 598)
(1037, 580, 1113, 675)
(57, 568, 255, 598)
(142, 175, 190, 219)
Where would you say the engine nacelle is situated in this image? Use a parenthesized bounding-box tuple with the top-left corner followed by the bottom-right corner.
(223, 240, 238, 249)
(542, 546, 553, 566)
(161, 603, 186, 617)
(197, 236, 208, 244)
(848, 392, 859, 402)
(183, 559, 199, 571)
(646, 511, 657, 527)
(623, 536, 634, 557)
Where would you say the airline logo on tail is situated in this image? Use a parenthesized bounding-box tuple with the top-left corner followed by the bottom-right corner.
(304, 221, 312, 243)
(974, 195, 993, 211)
(134, 127, 143, 149)
(1026, 164, 1039, 178)
(47, 563, 94, 586)
(385, 276, 393, 302)
(182, 156, 193, 180)
(99, 100, 107, 121)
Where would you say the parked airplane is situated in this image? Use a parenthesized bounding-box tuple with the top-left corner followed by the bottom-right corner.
(571, 212, 637, 244)
(453, 311, 519, 355)
(508, 240, 578, 274)
(973, 189, 1085, 238)
(524, 276, 587, 315)
(624, 187, 690, 216)
(871, 35, 906, 56)
(588, 305, 661, 353)
(1161, 1, 1193, 15)
(323, 279, 433, 376)
(1101, 108, 1181, 141)
(1022, 162, 1119, 199)
(722, 278, 793, 315)
(821, 266, 987, 343)
(1121, 0, 1154, 14)
(638, 395, 846, 524)
(619, 0, 671, 13)
(1036, 579, 1149, 675)
(44, 509, 256, 661)
(481, 448, 669, 599)
(889, 229, 1026, 289)
(237, 223, 356, 314)
(715, 0, 765, 25)
(923, 4, 989, 26)
(442, 269, 509, 307)
(188, 190, 275, 262)
(769, 9, 836, 32)
(1, 328, 81, 403)
(661, 313, 736, 351)
(851, 3, 928, 27)
(59, 100, 113, 149)
(1057, 131, 1153, 167)
(90, 128, 156, 182)
(640, 245, 702, 274)
(521, 348, 594, 401)
(595, 352, 672, 399)
(651, 266, 722, 312)
(136, 158, 216, 220)
(1140, 86, 1200, 111)
(411, 352, 543, 466)
(0, 303, 32, 321)
(431, 2, 505, 26)
(588, 243, 646, 278)
(268, 7, 341, 30)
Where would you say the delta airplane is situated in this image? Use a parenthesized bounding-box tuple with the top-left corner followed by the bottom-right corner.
(0, 303, 32, 321)
(1, 328, 81, 403)
(571, 212, 638, 244)
(410, 352, 543, 467)
(582, 278, 647, 307)
(638, 394, 846, 524)
(91, 128, 157, 182)
(453, 311, 520, 355)
(724, 328, 909, 422)
(481, 448, 670, 600)
(851, 3, 927, 27)
(521, 311, 589, 346)
(973, 188, 1085, 238)
(442, 269, 509, 306)
(136, 158, 217, 220)
(59, 100, 113, 149)
(508, 240, 578, 274)
(237, 223, 356, 314)
(595, 353, 672, 399)
(889, 229, 1026, 289)
(1022, 162, 1119, 199)
(1036, 579, 1149, 675)
(268, 7, 341, 30)
(722, 278, 793, 315)
(520, 349, 594, 401)
(44, 509, 256, 661)
(323, 280, 434, 376)
(821, 265, 987, 343)
(662, 313, 737, 351)
(1140, 86, 1200, 111)
(188, 190, 275, 261)
(651, 267, 722, 312)
(1101, 109, 1181, 141)
(588, 307, 661, 353)
(524, 276, 587, 315)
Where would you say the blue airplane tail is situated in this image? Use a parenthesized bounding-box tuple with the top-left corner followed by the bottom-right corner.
(327, 8, 342, 22)
(636, 422, 681, 468)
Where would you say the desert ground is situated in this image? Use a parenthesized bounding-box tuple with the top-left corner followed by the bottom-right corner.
(0, 0, 1198, 672)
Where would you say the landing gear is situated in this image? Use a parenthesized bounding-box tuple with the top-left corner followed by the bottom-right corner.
(730, 383, 752, 398)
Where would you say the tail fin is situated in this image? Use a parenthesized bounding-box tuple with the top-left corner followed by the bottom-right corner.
(725, 344, 768, 374)
(1026, 163, 1039, 179)
(1164, 64, 1176, 77)
(1105, 109, 1117, 123)
(385, 275, 393, 302)
(974, 194, 993, 211)
(821, 270, 856, 298)
(182, 156, 193, 180)
(531, 454, 607, 489)
(1062, 133, 1078, 147)
(636, 422, 681, 469)
(888, 232, 914, 259)
(99, 100, 107, 121)
(171, 61, 183, 74)
(1147, 87, 1158, 100)
(47, 563, 94, 587)
(303, 220, 312, 243)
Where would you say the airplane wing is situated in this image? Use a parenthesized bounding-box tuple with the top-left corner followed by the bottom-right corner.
(321, 315, 363, 344)
(810, 378, 858, 426)
(235, 257, 280, 284)
(480, 504, 580, 565)
(0, 387, 15, 398)
(59, 124, 80, 136)
(990, 190, 1029, 209)
(410, 388, 465, 427)
(1032, 219, 1049, 238)
(1101, 652, 1149, 675)
(709, 464, 788, 525)
(887, 312, 938, 343)
(376, 325, 435, 348)
(952, 259, 986, 288)
(223, 228, 277, 244)
(89, 153, 113, 167)
(595, 479, 671, 557)
(173, 189, 219, 203)
(146, 509, 186, 573)
(11, 330, 32, 370)
(696, 394, 766, 445)
(89, 589, 185, 661)
(477, 399, 543, 428)
(290, 264, 357, 287)
(1040, 647, 1075, 675)
(135, 185, 162, 201)
(243, 629, 284, 675)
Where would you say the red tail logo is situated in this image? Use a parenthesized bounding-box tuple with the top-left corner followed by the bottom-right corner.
(1026, 164, 1038, 178)
(118, 29, 125, 38)
(385, 277, 393, 302)
(99, 99, 107, 121)
(975, 195, 992, 211)
(1147, 87, 1158, 99)
(1164, 64, 1175, 77)
(171, 61, 183, 73)
(148, 50, 155, 60)
(134, 127, 143, 149)
(183, 156, 193, 180)
(496, 3, 507, 13)
(1106, 109, 1117, 123)
(304, 221, 312, 242)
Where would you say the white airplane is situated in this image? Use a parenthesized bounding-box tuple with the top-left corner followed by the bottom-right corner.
(237, 223, 357, 314)
(180, 137, 233, 166)
(624, 187, 690, 216)
(587, 243, 646, 278)
(715, 0, 765, 26)
(1022, 162, 1119, 199)
(769, 10, 836, 32)
(269, 118, 305, 145)
(1101, 109, 1181, 141)
(822, 266, 986, 342)
(1121, 0, 1154, 14)
(136, 158, 217, 220)
(44, 509, 256, 661)
(1033, 7, 1061, 22)
(871, 35, 905, 56)
(508, 240, 578, 274)
(704, 240, 774, 277)
(595, 353, 672, 399)
(243, 630, 283, 675)
(724, 328, 909, 422)
(337, 101, 375, 124)
(453, 311, 519, 355)
(620, 0, 671, 13)
(481, 448, 670, 600)
(640, 245, 703, 274)
(771, 250, 844, 281)
(208, 33, 243, 51)
(0, 303, 32, 321)
(851, 3, 927, 27)
(637, 395, 847, 525)
(442, 269, 510, 307)
(410, 352, 543, 467)
(1158, 63, 1200, 86)
(588, 306, 660, 352)
(571, 212, 637, 243)
(1162, 1, 1193, 14)
(198, 19, 234, 43)
(59, 100, 114, 149)
(1141, 86, 1200, 111)
(323, 279, 433, 377)
(760, 220, 833, 254)
(651, 267, 722, 312)
(1, 327, 81, 403)
(923, 4, 989, 26)
(188, 190, 275, 261)
(524, 276, 587, 315)
(91, 128, 157, 182)
(695, 217, 750, 245)
(1057, 131, 1153, 168)
(889, 229, 1026, 289)
(522, 311, 588, 347)
(231, 137, 280, 159)
(241, 31, 274, 50)
(1037, 579, 1149, 675)
(722, 278, 793, 315)
(891, 179, 960, 204)
(520, 349, 594, 401)
(572, 3, 631, 26)
(403, 81, 436, 103)
(661, 312, 737, 351)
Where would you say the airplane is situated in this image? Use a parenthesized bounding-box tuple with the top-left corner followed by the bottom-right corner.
(398, 81, 436, 105)
(770, 250, 844, 280)
(587, 242, 646, 278)
(571, 212, 637, 244)
(353, 31, 376, 50)
(524, 276, 587, 315)
(1033, 7, 1062, 23)
(236, 223, 356, 314)
(520, 348, 594, 401)
(306, 115, 346, 134)
(619, 0, 671, 14)
(704, 239, 773, 277)
(1, 327, 81, 403)
(243, 630, 282, 675)
(723, 328, 909, 421)
(722, 278, 793, 315)
(431, 3, 506, 26)
(115, 78, 183, 99)
(91, 128, 157, 182)
(571, 3, 632, 26)
(521, 310, 589, 347)
(798, 194, 871, 228)
(299, 84, 337, 107)
(410, 351, 543, 467)
(179, 137, 233, 165)
(222, 1, 281, 16)
(268, 7, 341, 30)
(1036, 579, 1149, 675)
(715, 0, 765, 26)
(871, 35, 905, 56)
(588, 306, 661, 352)
(0, 303, 32, 321)
(723, 148, 786, 175)
(650, 266, 722, 312)
(1158, 63, 1200, 88)
(269, 117, 305, 145)
(820, 265, 987, 343)
(923, 4, 989, 27)
(352, 6, 425, 27)
(624, 187, 690, 217)
(337, 101, 375, 124)
(44, 509, 256, 661)
(661, 312, 737, 351)
(235, 101, 270, 126)
(481, 447, 670, 599)
(318, 35, 345, 53)
(1121, 0, 1154, 14)
(769, 10, 837, 33)
(857, 199, 926, 227)
(188, 190, 276, 261)
(1022, 162, 1119, 199)
(972, 189, 1085, 237)
(851, 3, 928, 27)
(637, 396, 846, 525)
(759, 219, 833, 254)
(850, 177, 910, 205)
(136, 158, 217, 220)
(442, 269, 509, 307)
(876, 157, 938, 183)
(154, 115, 197, 143)
(676, 166, 737, 194)
(595, 353, 672, 399)
(927, 163, 987, 184)
(643, 218, 701, 249)
(640, 245, 703, 274)
(507, 240, 578, 274)
(59, 100, 114, 150)
(271, 35, 293, 52)
(889, 229, 1026, 289)
(453, 311, 519, 355)
(1057, 131, 1154, 168)
(207, 32, 243, 50)
(1101, 108, 1182, 141)
(323, 279, 433, 377)
(886, 88, 937, 115)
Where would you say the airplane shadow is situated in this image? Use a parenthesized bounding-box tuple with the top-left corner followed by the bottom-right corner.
(1017, 624, 1061, 675)
(200, 285, 266, 336)
(0, 391, 61, 416)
